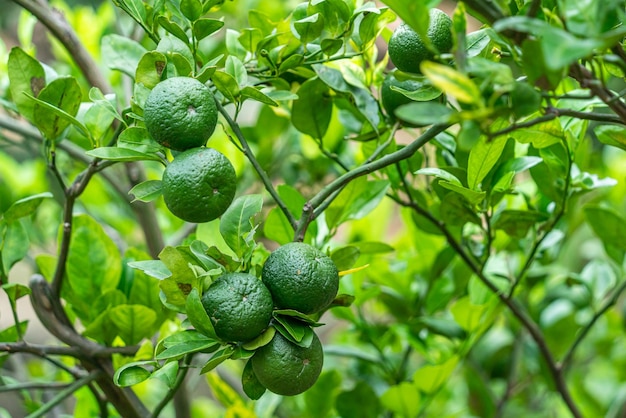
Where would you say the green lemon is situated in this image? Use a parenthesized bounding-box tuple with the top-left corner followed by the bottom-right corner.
(144, 77, 218, 151)
(201, 272, 274, 343)
(261, 242, 339, 315)
(162, 147, 236, 223)
(251, 330, 323, 396)
(388, 8, 453, 74)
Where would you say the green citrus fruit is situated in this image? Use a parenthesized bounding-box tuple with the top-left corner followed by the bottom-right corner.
(162, 147, 236, 223)
(388, 8, 453, 74)
(381, 72, 425, 120)
(261, 242, 339, 315)
(201, 272, 274, 342)
(144, 77, 218, 151)
(251, 330, 323, 396)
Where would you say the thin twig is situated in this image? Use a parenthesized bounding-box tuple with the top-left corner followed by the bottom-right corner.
(151, 357, 192, 418)
(0, 381, 74, 392)
(24, 370, 104, 418)
(560, 279, 626, 371)
(215, 100, 297, 229)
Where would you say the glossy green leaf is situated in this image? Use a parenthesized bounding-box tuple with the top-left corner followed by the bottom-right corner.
(331, 245, 360, 271)
(241, 360, 266, 400)
(118, 126, 162, 154)
(109, 304, 158, 345)
(200, 346, 235, 374)
(381, 382, 420, 418)
(7, 47, 45, 122)
(294, 13, 324, 43)
(2, 283, 31, 304)
(219, 194, 263, 258)
(335, 381, 381, 418)
(584, 206, 626, 251)
(594, 124, 626, 151)
(508, 118, 563, 148)
(157, 337, 220, 360)
(413, 356, 459, 394)
(493, 210, 549, 238)
(211, 70, 239, 103)
(151, 361, 179, 389)
(128, 180, 162, 203)
(292, 78, 333, 139)
(127, 260, 171, 280)
(185, 288, 219, 340)
(101, 34, 147, 77)
(85, 147, 162, 162)
(113, 361, 154, 387)
(3, 192, 52, 223)
(240, 86, 278, 106)
(180, 0, 202, 21)
(135, 51, 167, 89)
(422, 61, 481, 105)
(193, 18, 225, 41)
(325, 178, 390, 229)
(225, 55, 248, 87)
(157, 16, 189, 44)
(273, 309, 323, 327)
(0, 221, 29, 277)
(395, 101, 455, 126)
(467, 135, 508, 190)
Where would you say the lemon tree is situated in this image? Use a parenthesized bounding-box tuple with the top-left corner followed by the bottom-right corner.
(2, 0, 626, 417)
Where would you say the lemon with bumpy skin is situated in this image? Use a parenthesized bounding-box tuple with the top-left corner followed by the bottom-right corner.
(388, 8, 453, 74)
(143, 77, 218, 151)
(201, 272, 274, 343)
(162, 147, 236, 223)
(261, 242, 339, 315)
(251, 330, 323, 396)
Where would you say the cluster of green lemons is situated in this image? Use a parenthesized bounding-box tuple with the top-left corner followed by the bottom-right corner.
(201, 242, 339, 396)
(143, 76, 236, 223)
(381, 8, 453, 121)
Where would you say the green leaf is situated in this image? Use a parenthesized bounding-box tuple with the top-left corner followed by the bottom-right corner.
(0, 221, 29, 276)
(85, 147, 162, 162)
(381, 382, 420, 418)
(508, 118, 563, 148)
(135, 51, 167, 89)
(415, 168, 462, 186)
(292, 78, 333, 139)
(180, 0, 202, 21)
(263, 207, 294, 245)
(211, 70, 239, 103)
(493, 210, 549, 238)
(240, 86, 278, 106)
(157, 16, 189, 44)
(151, 361, 179, 389)
(193, 18, 225, 41)
(128, 180, 162, 203)
(413, 356, 459, 394)
(584, 206, 626, 252)
(395, 101, 455, 126)
(438, 181, 486, 205)
(241, 360, 266, 400)
(440, 193, 481, 226)
(421, 61, 482, 105)
(185, 288, 219, 340)
(101, 34, 147, 77)
(304, 370, 343, 417)
(294, 13, 325, 43)
(3, 192, 52, 223)
(241, 326, 276, 351)
(467, 135, 508, 190)
(118, 127, 162, 154)
(32, 77, 82, 140)
(158, 246, 201, 309)
(127, 260, 171, 280)
(335, 381, 381, 418)
(273, 309, 324, 327)
(219, 194, 263, 259)
(157, 337, 220, 360)
(24, 92, 90, 141)
(417, 317, 467, 340)
(273, 316, 314, 346)
(494, 16, 626, 71)
(7, 47, 45, 122)
(594, 124, 626, 151)
(325, 178, 390, 229)
(331, 246, 360, 271)
(113, 361, 155, 387)
(109, 304, 157, 345)
(378, 1, 430, 47)
(225, 55, 248, 87)
(199, 346, 235, 374)
(2, 283, 31, 304)
(64, 214, 122, 322)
